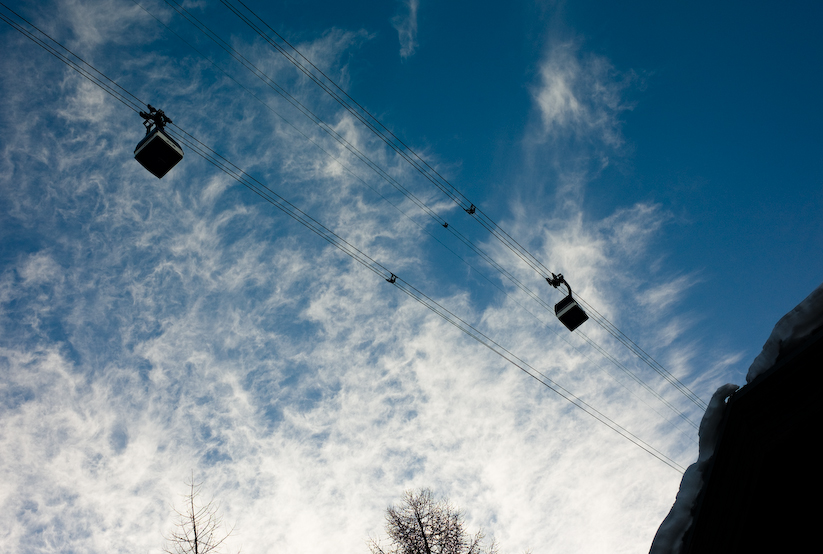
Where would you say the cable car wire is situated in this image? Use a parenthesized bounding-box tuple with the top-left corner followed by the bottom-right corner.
(166, 123, 688, 474)
(135, 0, 701, 430)
(575, 296, 707, 409)
(167, 121, 688, 472)
(221, 0, 553, 282)
(0, 7, 688, 472)
(148, 0, 706, 416)
(153, 0, 707, 414)
(127, 0, 699, 436)
(217, 0, 708, 411)
(132, 0, 705, 425)
(0, 4, 143, 115)
(166, 0, 548, 279)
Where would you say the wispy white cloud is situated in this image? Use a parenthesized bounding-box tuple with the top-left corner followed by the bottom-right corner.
(292, 27, 373, 91)
(638, 274, 700, 315)
(391, 0, 419, 60)
(42, 0, 149, 50)
(532, 40, 637, 149)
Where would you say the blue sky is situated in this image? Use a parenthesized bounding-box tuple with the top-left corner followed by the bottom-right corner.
(0, 1, 820, 553)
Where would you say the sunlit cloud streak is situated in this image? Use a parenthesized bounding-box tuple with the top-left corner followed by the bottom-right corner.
(391, 0, 419, 60)
(532, 40, 636, 149)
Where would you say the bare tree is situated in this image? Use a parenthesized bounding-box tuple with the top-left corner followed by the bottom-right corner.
(369, 489, 498, 554)
(163, 476, 237, 554)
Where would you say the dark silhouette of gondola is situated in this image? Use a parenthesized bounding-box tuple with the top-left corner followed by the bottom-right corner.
(547, 273, 589, 332)
(134, 105, 184, 178)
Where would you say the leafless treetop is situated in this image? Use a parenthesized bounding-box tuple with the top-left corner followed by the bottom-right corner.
(163, 476, 236, 554)
(369, 489, 498, 554)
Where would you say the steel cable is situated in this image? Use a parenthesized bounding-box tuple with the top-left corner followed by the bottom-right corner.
(218, 0, 708, 410)
(0, 3, 689, 472)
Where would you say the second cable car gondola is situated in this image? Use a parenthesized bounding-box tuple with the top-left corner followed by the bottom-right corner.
(547, 273, 589, 332)
(134, 105, 183, 179)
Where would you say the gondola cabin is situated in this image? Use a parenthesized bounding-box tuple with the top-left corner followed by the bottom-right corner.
(554, 294, 589, 332)
(134, 127, 184, 179)
(134, 104, 183, 178)
(547, 272, 589, 332)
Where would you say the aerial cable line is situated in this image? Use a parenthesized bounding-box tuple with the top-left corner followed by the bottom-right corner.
(218, 0, 708, 411)
(0, 9, 688, 472)
(0, 4, 143, 115)
(143, 0, 705, 419)
(218, 0, 706, 406)
(575, 296, 707, 409)
(220, 0, 567, 275)
(175, 122, 697, 472)
(5, 0, 699, 446)
(214, 0, 707, 420)
(163, 0, 550, 302)
(155, 0, 452, 227)
(165, 123, 688, 474)
(131, 0, 698, 439)
(212, 0, 549, 278)
(228, 0, 708, 410)
(212, 0, 708, 413)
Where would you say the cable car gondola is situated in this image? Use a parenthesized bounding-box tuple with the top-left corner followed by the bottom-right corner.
(134, 105, 183, 178)
(547, 273, 589, 332)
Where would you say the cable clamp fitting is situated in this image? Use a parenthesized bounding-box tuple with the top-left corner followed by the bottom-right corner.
(139, 104, 173, 135)
(546, 273, 573, 296)
(546, 272, 564, 288)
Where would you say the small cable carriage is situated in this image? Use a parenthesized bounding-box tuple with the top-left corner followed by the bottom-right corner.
(547, 273, 589, 332)
(134, 105, 183, 178)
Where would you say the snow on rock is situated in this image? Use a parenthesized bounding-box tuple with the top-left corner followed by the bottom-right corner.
(746, 282, 823, 383)
(649, 281, 823, 554)
(648, 383, 738, 554)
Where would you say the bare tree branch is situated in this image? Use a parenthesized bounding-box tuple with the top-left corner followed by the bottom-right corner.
(369, 489, 496, 554)
(163, 474, 238, 554)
